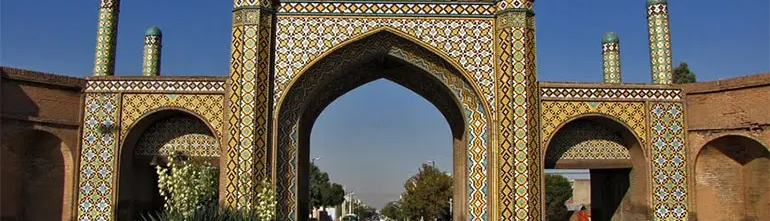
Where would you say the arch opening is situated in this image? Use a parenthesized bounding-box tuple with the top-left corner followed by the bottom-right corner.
(1, 130, 67, 221)
(694, 135, 770, 221)
(544, 116, 649, 221)
(117, 109, 220, 221)
(275, 30, 488, 221)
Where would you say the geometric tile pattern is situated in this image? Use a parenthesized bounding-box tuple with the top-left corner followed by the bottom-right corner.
(496, 0, 534, 12)
(76, 93, 119, 221)
(274, 32, 489, 221)
(226, 6, 274, 210)
(546, 120, 630, 162)
(495, 8, 540, 220)
(274, 16, 496, 115)
(92, 0, 120, 76)
(602, 42, 621, 83)
(649, 102, 688, 220)
(85, 80, 226, 93)
(647, 2, 673, 84)
(278, 1, 495, 16)
(135, 115, 219, 157)
(540, 101, 647, 149)
(142, 35, 162, 76)
(120, 93, 224, 139)
(540, 87, 682, 101)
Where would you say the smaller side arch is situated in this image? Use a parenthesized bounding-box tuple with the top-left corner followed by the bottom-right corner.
(542, 113, 647, 161)
(114, 108, 221, 220)
(693, 134, 770, 221)
(1, 129, 71, 221)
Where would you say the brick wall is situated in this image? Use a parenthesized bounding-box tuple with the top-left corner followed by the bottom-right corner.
(684, 72, 770, 221)
(0, 66, 84, 221)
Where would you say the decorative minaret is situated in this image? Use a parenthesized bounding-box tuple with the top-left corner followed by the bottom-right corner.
(142, 26, 162, 76)
(495, 0, 541, 220)
(92, 0, 120, 76)
(602, 32, 622, 83)
(647, 0, 673, 84)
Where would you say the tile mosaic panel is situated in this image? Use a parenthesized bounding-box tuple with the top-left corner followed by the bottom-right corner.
(649, 102, 688, 220)
(135, 115, 219, 157)
(540, 87, 682, 101)
(76, 93, 119, 221)
(540, 101, 647, 149)
(495, 10, 540, 220)
(226, 8, 274, 209)
(546, 120, 630, 162)
(120, 94, 224, 139)
(85, 80, 226, 93)
(274, 16, 495, 115)
(278, 2, 495, 16)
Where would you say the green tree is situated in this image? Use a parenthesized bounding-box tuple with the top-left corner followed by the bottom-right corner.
(401, 164, 453, 221)
(309, 163, 345, 212)
(353, 204, 377, 219)
(381, 200, 404, 220)
(545, 174, 573, 221)
(672, 62, 697, 84)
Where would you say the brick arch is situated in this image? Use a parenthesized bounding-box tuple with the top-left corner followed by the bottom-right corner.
(1, 129, 73, 221)
(693, 134, 770, 221)
(273, 30, 491, 221)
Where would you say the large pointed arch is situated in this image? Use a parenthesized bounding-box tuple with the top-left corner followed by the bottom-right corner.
(272, 29, 492, 221)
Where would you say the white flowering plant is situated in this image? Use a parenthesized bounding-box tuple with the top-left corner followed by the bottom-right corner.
(140, 152, 278, 221)
(155, 153, 219, 219)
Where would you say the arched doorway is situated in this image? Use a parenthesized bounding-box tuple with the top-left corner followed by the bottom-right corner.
(117, 110, 220, 220)
(694, 135, 770, 221)
(544, 116, 649, 221)
(274, 30, 490, 221)
(1, 130, 68, 221)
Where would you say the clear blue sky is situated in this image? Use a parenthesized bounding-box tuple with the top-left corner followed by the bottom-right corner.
(2, 0, 768, 209)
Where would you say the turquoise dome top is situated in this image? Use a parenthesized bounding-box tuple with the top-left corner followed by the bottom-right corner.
(646, 0, 667, 5)
(602, 32, 619, 43)
(145, 26, 162, 36)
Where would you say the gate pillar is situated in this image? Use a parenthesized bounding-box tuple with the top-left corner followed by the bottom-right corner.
(494, 0, 542, 220)
(224, 0, 277, 209)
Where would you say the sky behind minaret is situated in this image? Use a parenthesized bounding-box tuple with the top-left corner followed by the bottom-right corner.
(2, 0, 768, 209)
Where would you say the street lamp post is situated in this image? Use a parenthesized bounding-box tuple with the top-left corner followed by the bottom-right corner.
(312, 157, 321, 164)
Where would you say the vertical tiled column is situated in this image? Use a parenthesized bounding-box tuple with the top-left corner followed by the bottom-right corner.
(75, 93, 120, 220)
(602, 32, 622, 83)
(495, 0, 541, 220)
(225, 0, 276, 210)
(92, 0, 120, 76)
(647, 0, 673, 84)
(142, 26, 162, 76)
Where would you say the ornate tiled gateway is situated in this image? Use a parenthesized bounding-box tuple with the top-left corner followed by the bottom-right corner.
(69, 0, 696, 221)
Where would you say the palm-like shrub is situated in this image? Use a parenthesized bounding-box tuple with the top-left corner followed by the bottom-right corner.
(155, 154, 219, 219)
(141, 153, 277, 221)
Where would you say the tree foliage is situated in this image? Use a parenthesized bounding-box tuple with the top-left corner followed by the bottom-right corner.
(545, 174, 573, 221)
(672, 62, 697, 84)
(401, 164, 453, 221)
(381, 200, 405, 220)
(353, 204, 377, 219)
(309, 163, 345, 211)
